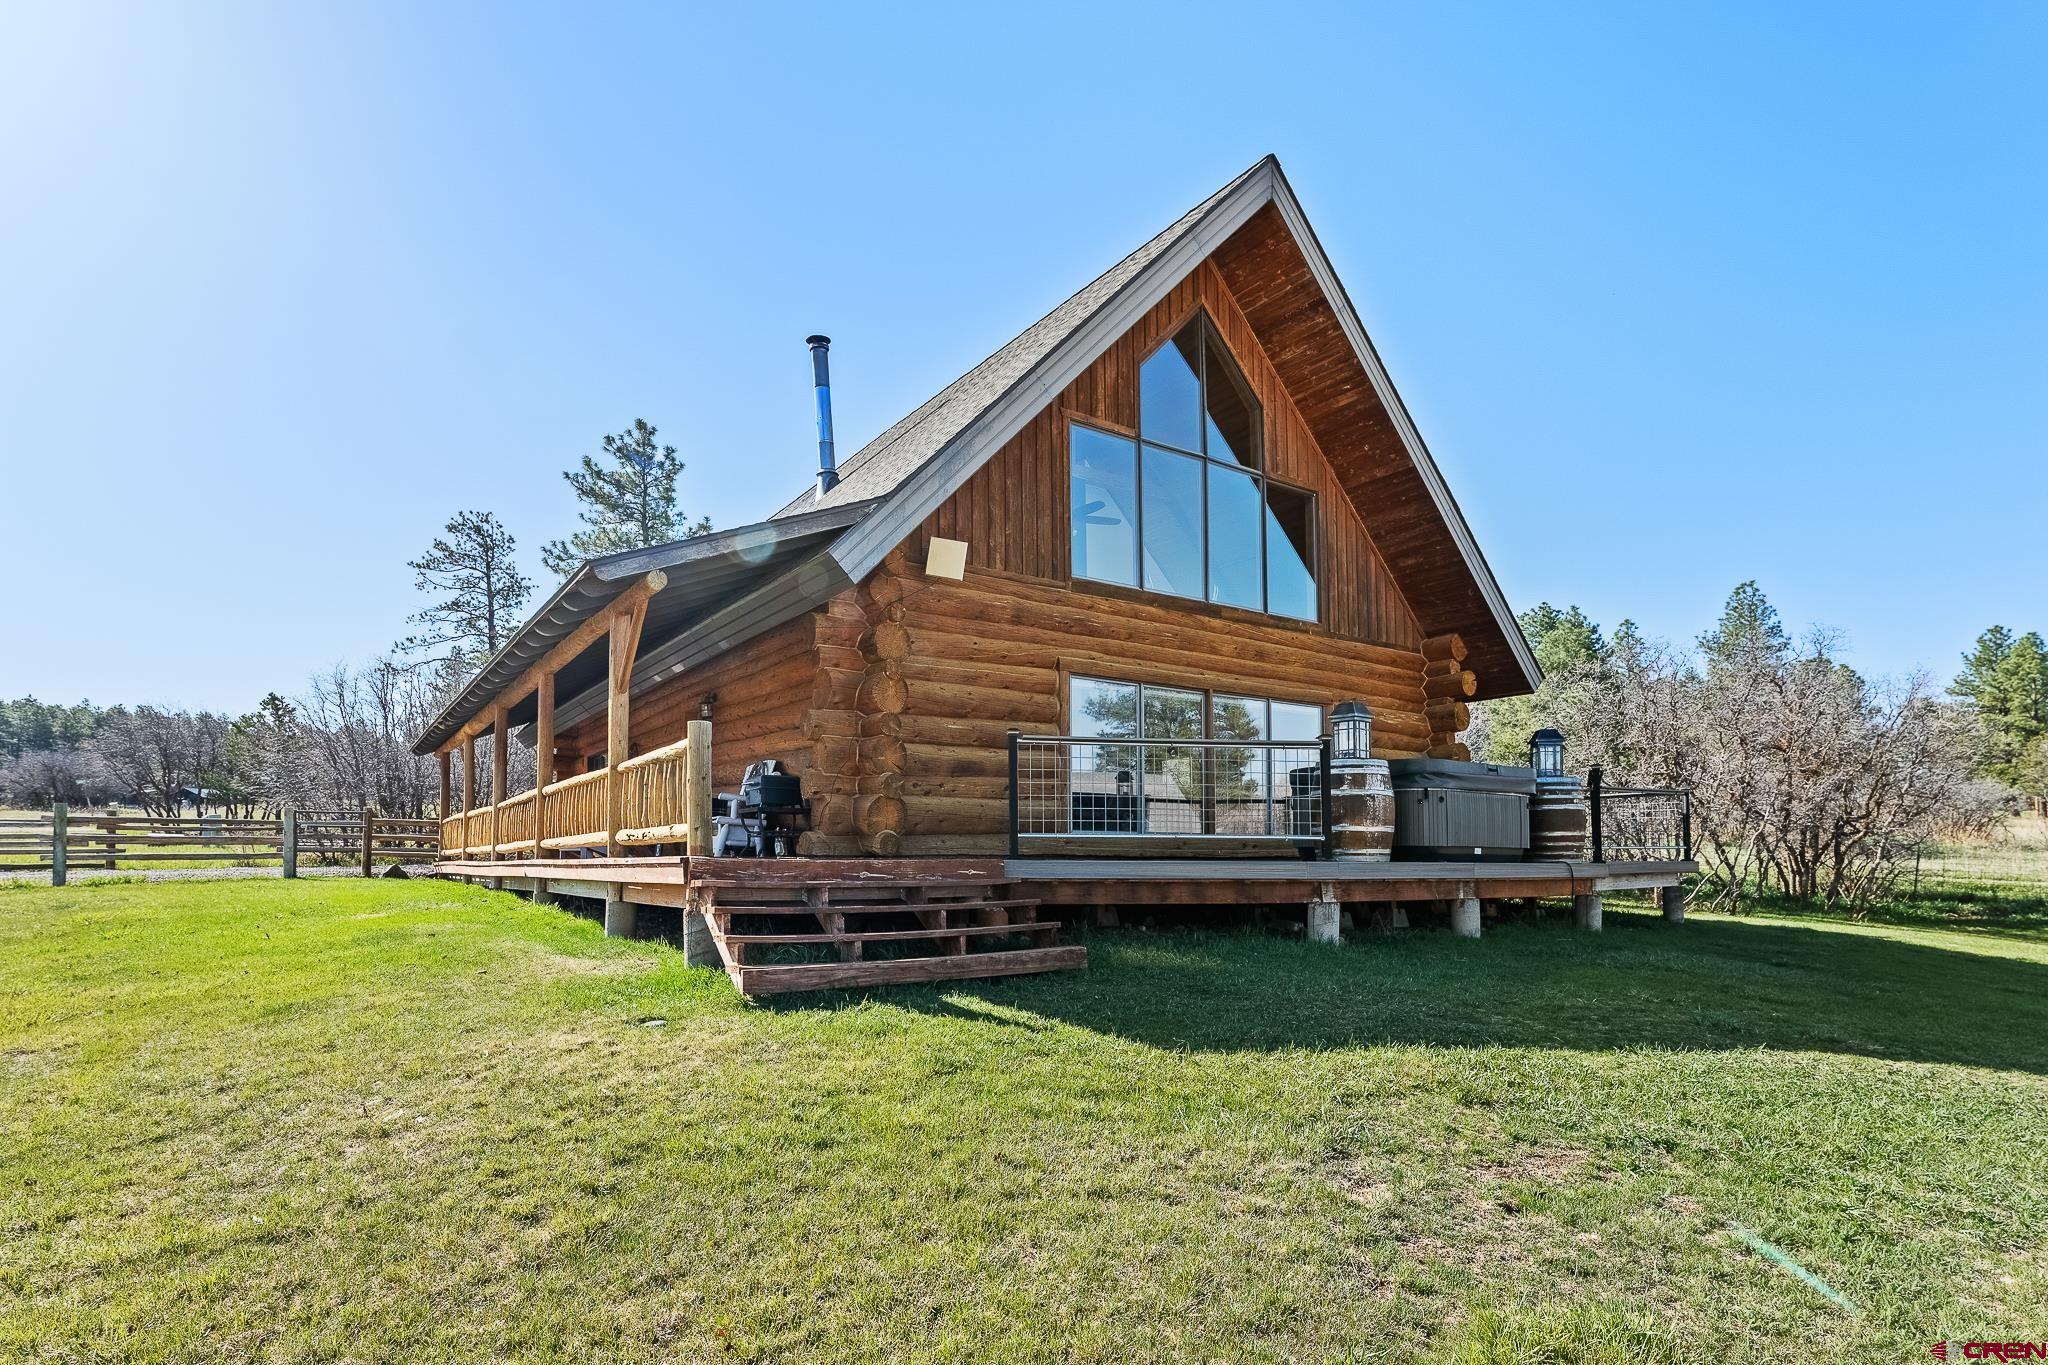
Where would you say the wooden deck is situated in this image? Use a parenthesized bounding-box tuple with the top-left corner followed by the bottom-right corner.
(432, 854, 1693, 994)
(1007, 857, 1696, 903)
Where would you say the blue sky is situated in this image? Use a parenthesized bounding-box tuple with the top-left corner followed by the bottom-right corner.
(3, 2, 2043, 712)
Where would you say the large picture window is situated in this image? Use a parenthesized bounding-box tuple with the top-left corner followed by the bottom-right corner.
(1068, 313, 1318, 621)
(1069, 677, 1324, 836)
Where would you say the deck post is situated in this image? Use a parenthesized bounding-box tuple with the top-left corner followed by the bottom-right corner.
(361, 806, 376, 878)
(1006, 729, 1021, 859)
(603, 886, 636, 938)
(534, 673, 554, 860)
(282, 808, 297, 879)
(1660, 884, 1686, 923)
(1450, 896, 1482, 938)
(685, 718, 713, 858)
(1587, 765, 1604, 863)
(50, 802, 67, 887)
(1574, 892, 1603, 932)
(1307, 880, 1341, 944)
(1318, 735, 1335, 859)
(437, 751, 451, 846)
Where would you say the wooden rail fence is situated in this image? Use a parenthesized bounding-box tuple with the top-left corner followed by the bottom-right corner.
(4, 806, 443, 886)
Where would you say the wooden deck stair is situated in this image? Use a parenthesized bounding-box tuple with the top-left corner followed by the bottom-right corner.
(700, 880, 1085, 996)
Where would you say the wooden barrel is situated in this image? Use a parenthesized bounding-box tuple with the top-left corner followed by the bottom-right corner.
(1528, 774, 1588, 860)
(1330, 757, 1394, 861)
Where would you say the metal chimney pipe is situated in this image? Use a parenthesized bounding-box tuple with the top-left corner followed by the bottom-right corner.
(807, 334, 838, 495)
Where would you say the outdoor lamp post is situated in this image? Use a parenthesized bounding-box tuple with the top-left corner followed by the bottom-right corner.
(1331, 701, 1373, 761)
(1529, 728, 1566, 778)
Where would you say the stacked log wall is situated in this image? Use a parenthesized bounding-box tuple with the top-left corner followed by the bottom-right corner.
(851, 561, 1438, 855)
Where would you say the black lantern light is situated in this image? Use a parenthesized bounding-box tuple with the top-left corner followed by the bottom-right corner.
(1332, 701, 1373, 761)
(1529, 728, 1565, 778)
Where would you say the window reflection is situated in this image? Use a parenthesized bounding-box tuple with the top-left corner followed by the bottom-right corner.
(1068, 309, 1318, 620)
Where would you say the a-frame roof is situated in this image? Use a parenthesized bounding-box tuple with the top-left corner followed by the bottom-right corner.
(413, 156, 1538, 753)
(782, 154, 1538, 696)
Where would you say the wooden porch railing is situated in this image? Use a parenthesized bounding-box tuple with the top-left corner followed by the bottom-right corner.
(493, 788, 537, 852)
(539, 767, 608, 852)
(439, 721, 710, 859)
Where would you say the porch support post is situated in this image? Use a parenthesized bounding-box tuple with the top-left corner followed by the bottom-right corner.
(437, 751, 451, 827)
(1574, 892, 1604, 932)
(1660, 884, 1686, 923)
(490, 707, 508, 865)
(684, 718, 713, 859)
(1307, 880, 1341, 945)
(282, 808, 297, 879)
(533, 672, 554, 860)
(606, 595, 649, 858)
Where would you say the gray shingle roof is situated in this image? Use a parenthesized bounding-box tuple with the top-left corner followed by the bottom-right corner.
(772, 158, 1267, 520)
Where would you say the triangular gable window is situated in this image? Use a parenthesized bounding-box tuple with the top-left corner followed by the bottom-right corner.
(1071, 312, 1316, 621)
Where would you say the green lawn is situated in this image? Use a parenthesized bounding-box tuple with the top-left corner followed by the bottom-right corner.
(3, 879, 2046, 1362)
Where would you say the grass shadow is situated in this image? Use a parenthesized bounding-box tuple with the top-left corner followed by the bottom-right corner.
(852, 907, 2048, 1076)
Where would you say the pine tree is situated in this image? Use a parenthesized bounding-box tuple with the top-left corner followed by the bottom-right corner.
(1952, 627, 2048, 788)
(1474, 602, 1611, 763)
(540, 419, 710, 576)
(1699, 581, 1789, 668)
(396, 510, 534, 672)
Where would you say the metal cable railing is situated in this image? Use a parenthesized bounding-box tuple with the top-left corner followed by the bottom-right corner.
(1587, 767, 1693, 861)
(1007, 732, 1330, 855)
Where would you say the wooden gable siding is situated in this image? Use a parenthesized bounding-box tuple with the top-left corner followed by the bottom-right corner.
(1209, 202, 1521, 694)
(905, 259, 1421, 652)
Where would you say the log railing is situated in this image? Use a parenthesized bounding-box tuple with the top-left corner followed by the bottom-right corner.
(539, 768, 609, 851)
(493, 788, 537, 852)
(614, 734, 696, 846)
(437, 722, 711, 860)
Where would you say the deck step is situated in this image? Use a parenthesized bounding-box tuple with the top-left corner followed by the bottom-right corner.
(721, 921, 1059, 947)
(710, 898, 1040, 918)
(730, 945, 1087, 996)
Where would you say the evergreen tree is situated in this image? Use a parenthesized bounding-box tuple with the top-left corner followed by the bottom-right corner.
(1952, 626, 2048, 790)
(396, 510, 534, 672)
(1699, 580, 1789, 667)
(1475, 602, 1611, 764)
(540, 419, 710, 575)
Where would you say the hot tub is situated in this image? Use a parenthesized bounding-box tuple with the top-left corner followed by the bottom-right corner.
(1386, 758, 1536, 861)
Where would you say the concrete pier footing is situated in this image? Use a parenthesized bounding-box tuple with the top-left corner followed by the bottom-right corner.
(681, 909, 720, 967)
(1574, 893, 1603, 932)
(603, 895, 637, 938)
(1450, 897, 1482, 938)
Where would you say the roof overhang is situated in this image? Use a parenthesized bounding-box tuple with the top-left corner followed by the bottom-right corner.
(410, 500, 875, 754)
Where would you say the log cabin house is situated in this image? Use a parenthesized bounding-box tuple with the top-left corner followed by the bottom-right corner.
(421, 156, 1694, 994)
